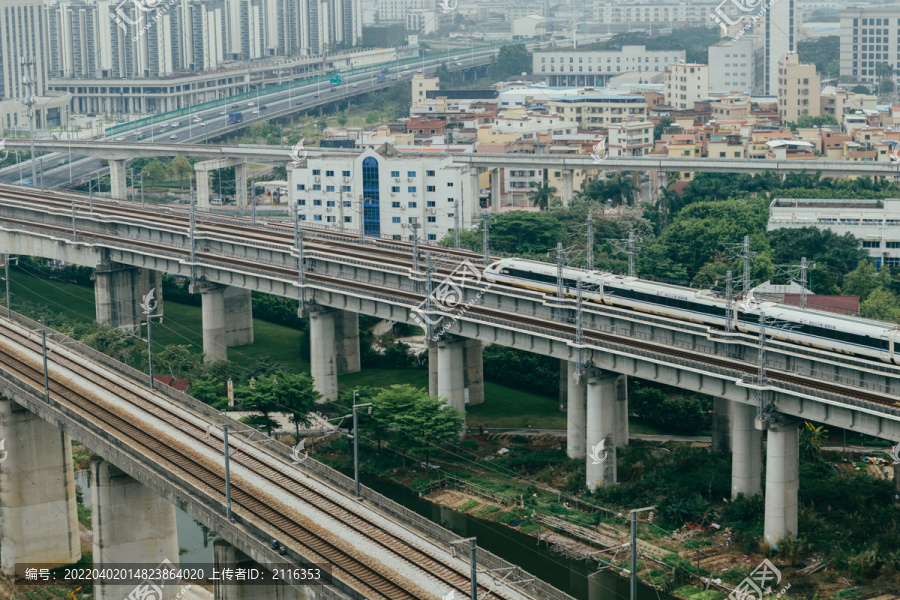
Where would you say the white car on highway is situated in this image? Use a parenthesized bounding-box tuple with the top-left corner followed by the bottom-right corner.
(114, 137, 125, 141)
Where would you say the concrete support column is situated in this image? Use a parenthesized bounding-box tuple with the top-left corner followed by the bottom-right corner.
(732, 402, 762, 499)
(566, 361, 586, 460)
(436, 336, 466, 413)
(196, 167, 211, 210)
(223, 286, 254, 347)
(711, 397, 734, 455)
(559, 359, 567, 412)
(309, 308, 360, 402)
(428, 344, 438, 397)
(109, 159, 127, 200)
(196, 283, 227, 362)
(214, 540, 300, 600)
(0, 399, 80, 577)
(585, 370, 617, 490)
(90, 456, 179, 600)
(94, 262, 162, 333)
(491, 168, 501, 210)
(235, 162, 248, 210)
(614, 375, 628, 449)
(560, 169, 574, 206)
(463, 339, 484, 406)
(764, 419, 800, 547)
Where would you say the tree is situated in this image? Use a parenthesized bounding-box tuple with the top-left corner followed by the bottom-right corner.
(317, 116, 328, 130)
(879, 79, 895, 95)
(365, 110, 382, 125)
(800, 421, 827, 461)
(796, 114, 839, 128)
(860, 287, 900, 323)
(797, 36, 840, 79)
(236, 375, 280, 434)
(336, 112, 348, 127)
(490, 43, 531, 79)
(271, 372, 321, 439)
(529, 180, 557, 210)
(154, 344, 200, 381)
(383, 106, 395, 122)
(654, 116, 674, 141)
(842, 260, 879, 301)
(170, 156, 193, 189)
(143, 159, 168, 184)
(189, 375, 229, 410)
(851, 85, 871, 95)
(365, 385, 464, 466)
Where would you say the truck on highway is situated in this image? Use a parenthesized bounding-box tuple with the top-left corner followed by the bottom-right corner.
(381, 66, 390, 74)
(227, 112, 243, 124)
(376, 74, 386, 82)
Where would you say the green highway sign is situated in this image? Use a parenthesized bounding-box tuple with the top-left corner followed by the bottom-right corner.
(330, 74, 342, 84)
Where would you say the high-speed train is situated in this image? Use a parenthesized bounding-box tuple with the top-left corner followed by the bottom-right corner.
(483, 258, 900, 365)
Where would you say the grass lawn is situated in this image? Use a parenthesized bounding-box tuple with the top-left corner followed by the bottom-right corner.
(467, 382, 565, 430)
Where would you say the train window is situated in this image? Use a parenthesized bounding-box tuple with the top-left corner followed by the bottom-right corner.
(895, 342, 900, 355)
(507, 268, 556, 284)
(744, 313, 885, 350)
(608, 286, 725, 317)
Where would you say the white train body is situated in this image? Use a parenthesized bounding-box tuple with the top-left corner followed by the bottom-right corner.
(483, 258, 900, 364)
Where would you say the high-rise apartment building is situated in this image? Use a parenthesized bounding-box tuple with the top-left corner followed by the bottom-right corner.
(764, 0, 797, 95)
(777, 53, 820, 123)
(708, 36, 765, 94)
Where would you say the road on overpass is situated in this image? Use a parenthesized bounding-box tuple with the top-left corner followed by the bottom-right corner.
(0, 48, 498, 190)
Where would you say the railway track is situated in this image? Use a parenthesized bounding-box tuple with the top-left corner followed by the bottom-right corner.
(0, 317, 520, 600)
(2, 187, 898, 412)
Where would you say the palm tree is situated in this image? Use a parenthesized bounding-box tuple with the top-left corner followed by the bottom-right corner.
(607, 172, 638, 206)
(529, 180, 558, 211)
(656, 186, 680, 228)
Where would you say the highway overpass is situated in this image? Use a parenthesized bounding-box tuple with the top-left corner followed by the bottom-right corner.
(2, 184, 900, 550)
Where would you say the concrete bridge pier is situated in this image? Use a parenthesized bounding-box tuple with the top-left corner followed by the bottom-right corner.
(0, 399, 80, 576)
(235, 162, 248, 211)
(566, 361, 586, 460)
(90, 456, 180, 600)
(763, 417, 800, 548)
(109, 159, 128, 200)
(585, 369, 618, 491)
(491, 169, 501, 210)
(430, 336, 484, 414)
(214, 540, 309, 600)
(309, 307, 360, 402)
(191, 283, 255, 362)
(711, 397, 734, 455)
(732, 402, 762, 499)
(94, 261, 163, 333)
(614, 375, 628, 449)
(560, 169, 574, 206)
(195, 158, 248, 210)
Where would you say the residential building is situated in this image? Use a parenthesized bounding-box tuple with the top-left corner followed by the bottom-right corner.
(839, 6, 900, 85)
(411, 74, 439, 107)
(707, 134, 746, 159)
(708, 36, 764, 94)
(820, 86, 877, 120)
(0, 0, 70, 131)
(547, 93, 648, 130)
(288, 145, 471, 241)
(607, 119, 654, 157)
(532, 46, 685, 88)
(664, 62, 709, 111)
(768, 198, 900, 268)
(777, 53, 820, 124)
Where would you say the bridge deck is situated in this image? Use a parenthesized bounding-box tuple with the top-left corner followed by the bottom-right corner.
(0, 314, 540, 600)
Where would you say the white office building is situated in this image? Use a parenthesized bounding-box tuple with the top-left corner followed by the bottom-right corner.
(592, 1, 720, 27)
(708, 35, 765, 94)
(532, 46, 686, 87)
(839, 6, 900, 85)
(768, 198, 900, 268)
(288, 146, 472, 242)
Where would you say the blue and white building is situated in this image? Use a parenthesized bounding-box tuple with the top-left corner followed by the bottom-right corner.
(288, 145, 473, 241)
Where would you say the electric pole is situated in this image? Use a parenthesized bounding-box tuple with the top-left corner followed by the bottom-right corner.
(586, 213, 594, 271)
(21, 56, 37, 187)
(481, 211, 490, 265)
